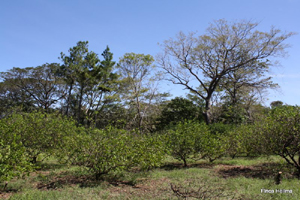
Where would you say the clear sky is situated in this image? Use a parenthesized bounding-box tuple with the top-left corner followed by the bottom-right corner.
(1, 0, 299, 106)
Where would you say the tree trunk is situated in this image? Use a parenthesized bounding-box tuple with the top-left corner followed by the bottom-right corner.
(77, 82, 85, 124)
(31, 155, 38, 164)
(66, 81, 73, 117)
(183, 158, 187, 167)
(203, 99, 212, 125)
(298, 152, 300, 179)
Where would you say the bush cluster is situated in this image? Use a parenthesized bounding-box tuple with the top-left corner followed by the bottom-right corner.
(0, 111, 78, 182)
(2, 106, 300, 182)
(165, 121, 226, 166)
(0, 111, 167, 182)
(61, 127, 167, 179)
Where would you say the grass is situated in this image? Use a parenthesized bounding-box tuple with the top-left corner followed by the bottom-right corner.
(1, 156, 300, 199)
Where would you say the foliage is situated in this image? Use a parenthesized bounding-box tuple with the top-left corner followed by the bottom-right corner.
(258, 106, 300, 175)
(217, 103, 248, 124)
(0, 139, 33, 183)
(0, 82, 35, 116)
(117, 53, 168, 132)
(166, 120, 231, 164)
(65, 127, 132, 179)
(208, 122, 235, 135)
(165, 121, 207, 166)
(225, 105, 300, 172)
(59, 42, 119, 125)
(157, 97, 204, 131)
(270, 100, 284, 108)
(0, 111, 78, 164)
(200, 130, 227, 162)
(225, 124, 260, 158)
(157, 19, 295, 124)
(219, 60, 278, 118)
(130, 132, 168, 170)
(0, 63, 64, 112)
(62, 127, 166, 179)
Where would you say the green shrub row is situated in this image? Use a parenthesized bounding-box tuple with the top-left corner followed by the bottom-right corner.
(165, 106, 300, 172)
(1, 105, 300, 182)
(0, 111, 167, 182)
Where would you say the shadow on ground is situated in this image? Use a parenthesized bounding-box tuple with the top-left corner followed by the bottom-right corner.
(160, 162, 216, 170)
(215, 162, 296, 179)
(36, 172, 140, 190)
(36, 162, 66, 171)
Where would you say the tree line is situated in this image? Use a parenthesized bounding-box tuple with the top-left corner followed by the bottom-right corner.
(1, 19, 294, 129)
(0, 43, 168, 132)
(1, 19, 300, 183)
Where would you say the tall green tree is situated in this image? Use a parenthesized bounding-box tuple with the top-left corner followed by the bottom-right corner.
(86, 46, 120, 128)
(59, 41, 95, 122)
(157, 19, 295, 124)
(118, 53, 168, 132)
(0, 78, 35, 115)
(0, 63, 64, 112)
(270, 100, 284, 108)
(59, 42, 118, 125)
(157, 97, 204, 130)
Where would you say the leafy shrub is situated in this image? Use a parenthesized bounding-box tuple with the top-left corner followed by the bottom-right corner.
(224, 124, 262, 158)
(208, 122, 235, 135)
(165, 121, 207, 166)
(157, 97, 204, 131)
(63, 127, 166, 179)
(0, 111, 78, 163)
(166, 121, 230, 165)
(258, 106, 300, 175)
(218, 104, 248, 124)
(0, 138, 33, 183)
(200, 131, 227, 162)
(130, 133, 167, 170)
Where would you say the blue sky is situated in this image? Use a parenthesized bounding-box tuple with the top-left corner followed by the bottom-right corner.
(1, 0, 299, 106)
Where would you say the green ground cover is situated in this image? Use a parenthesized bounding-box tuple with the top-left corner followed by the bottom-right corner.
(1, 156, 299, 200)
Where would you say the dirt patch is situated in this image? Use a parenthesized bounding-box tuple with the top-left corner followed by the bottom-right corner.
(36, 174, 92, 190)
(0, 192, 14, 200)
(161, 162, 215, 170)
(0, 185, 19, 200)
(34, 170, 172, 198)
(30, 170, 51, 177)
(107, 178, 172, 199)
(215, 163, 294, 179)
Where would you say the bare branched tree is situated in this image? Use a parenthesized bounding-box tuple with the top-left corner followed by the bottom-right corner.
(157, 19, 295, 124)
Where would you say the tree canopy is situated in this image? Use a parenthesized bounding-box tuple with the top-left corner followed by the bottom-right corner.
(157, 19, 295, 124)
